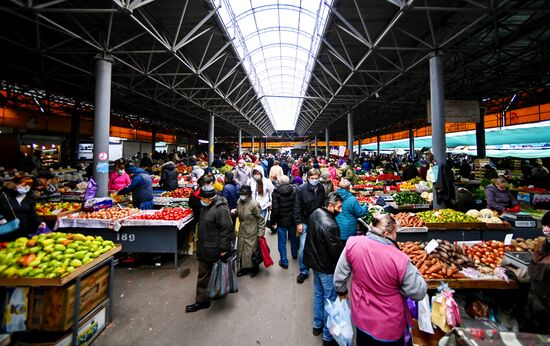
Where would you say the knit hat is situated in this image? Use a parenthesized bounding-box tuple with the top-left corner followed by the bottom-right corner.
(198, 185, 217, 198)
(239, 185, 252, 196)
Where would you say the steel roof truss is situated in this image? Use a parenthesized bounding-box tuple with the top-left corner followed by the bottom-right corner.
(328, 4, 372, 48)
(173, 7, 218, 51)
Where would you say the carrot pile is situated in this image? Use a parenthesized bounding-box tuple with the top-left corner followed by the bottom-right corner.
(394, 213, 425, 227)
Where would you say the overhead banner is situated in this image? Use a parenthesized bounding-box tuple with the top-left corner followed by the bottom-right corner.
(427, 100, 481, 123)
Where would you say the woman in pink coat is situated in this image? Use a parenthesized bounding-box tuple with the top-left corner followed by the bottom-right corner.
(108, 162, 131, 191)
(328, 161, 337, 180)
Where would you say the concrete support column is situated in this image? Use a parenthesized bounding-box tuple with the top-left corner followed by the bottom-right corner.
(237, 129, 242, 158)
(70, 110, 80, 166)
(476, 112, 486, 158)
(251, 136, 255, 153)
(347, 111, 354, 163)
(429, 54, 446, 166)
(151, 128, 156, 156)
(92, 55, 113, 198)
(264, 138, 268, 155)
(409, 128, 415, 160)
(325, 128, 330, 156)
(314, 136, 318, 157)
(376, 134, 381, 156)
(208, 113, 215, 166)
(358, 139, 362, 157)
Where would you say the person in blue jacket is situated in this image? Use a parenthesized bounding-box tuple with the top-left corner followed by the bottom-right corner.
(117, 166, 154, 209)
(335, 179, 368, 245)
(221, 171, 239, 211)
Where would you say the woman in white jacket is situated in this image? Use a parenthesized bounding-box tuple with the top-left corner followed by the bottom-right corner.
(250, 165, 274, 220)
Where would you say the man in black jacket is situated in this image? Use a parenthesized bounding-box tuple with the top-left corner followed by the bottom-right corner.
(303, 192, 344, 345)
(294, 168, 325, 283)
(186, 185, 234, 313)
(271, 175, 296, 269)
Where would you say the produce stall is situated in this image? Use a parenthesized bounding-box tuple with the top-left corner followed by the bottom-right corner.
(0, 233, 120, 346)
(55, 207, 194, 267)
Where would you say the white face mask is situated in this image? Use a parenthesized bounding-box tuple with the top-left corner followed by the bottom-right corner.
(253, 175, 262, 181)
(239, 195, 248, 201)
(543, 226, 550, 239)
(308, 178, 319, 186)
(16, 186, 30, 195)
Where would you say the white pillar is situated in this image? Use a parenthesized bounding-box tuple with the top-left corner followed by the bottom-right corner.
(429, 54, 446, 166)
(92, 55, 113, 198)
(237, 129, 242, 157)
(208, 113, 215, 165)
(347, 111, 354, 162)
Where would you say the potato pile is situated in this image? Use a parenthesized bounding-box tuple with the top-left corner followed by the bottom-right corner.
(430, 239, 475, 269)
(510, 237, 545, 252)
(394, 213, 425, 227)
(399, 242, 465, 280)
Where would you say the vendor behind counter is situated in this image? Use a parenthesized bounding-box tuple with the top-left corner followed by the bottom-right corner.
(525, 211, 550, 335)
(485, 177, 517, 213)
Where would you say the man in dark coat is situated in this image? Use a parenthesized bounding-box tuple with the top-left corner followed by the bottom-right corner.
(271, 175, 297, 269)
(139, 153, 153, 168)
(294, 168, 325, 283)
(186, 185, 234, 313)
(117, 166, 154, 209)
(160, 161, 178, 191)
(303, 192, 344, 344)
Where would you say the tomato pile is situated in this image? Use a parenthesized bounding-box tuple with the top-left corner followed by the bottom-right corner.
(464, 240, 509, 269)
(162, 187, 193, 198)
(129, 207, 193, 221)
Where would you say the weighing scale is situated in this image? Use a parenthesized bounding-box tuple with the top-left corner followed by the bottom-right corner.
(500, 212, 537, 228)
(502, 251, 532, 270)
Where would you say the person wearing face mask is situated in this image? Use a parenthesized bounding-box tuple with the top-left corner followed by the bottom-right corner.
(108, 162, 131, 191)
(236, 185, 266, 278)
(117, 166, 154, 210)
(233, 159, 251, 187)
(271, 175, 298, 269)
(336, 179, 368, 245)
(525, 211, 550, 334)
(485, 177, 517, 213)
(250, 166, 274, 220)
(294, 168, 326, 284)
(334, 214, 427, 346)
(303, 192, 344, 345)
(186, 185, 234, 313)
(0, 176, 44, 241)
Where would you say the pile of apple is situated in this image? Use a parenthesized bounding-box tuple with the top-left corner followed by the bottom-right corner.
(0, 233, 115, 279)
(128, 207, 193, 221)
(67, 208, 140, 220)
(162, 187, 193, 198)
(36, 202, 81, 216)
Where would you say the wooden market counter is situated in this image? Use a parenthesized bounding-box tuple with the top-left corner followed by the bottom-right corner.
(1, 246, 120, 346)
(426, 278, 520, 290)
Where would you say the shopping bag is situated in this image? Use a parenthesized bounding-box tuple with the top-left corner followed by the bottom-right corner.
(207, 256, 239, 299)
(259, 236, 274, 268)
(0, 193, 20, 236)
(325, 298, 353, 346)
(252, 243, 263, 265)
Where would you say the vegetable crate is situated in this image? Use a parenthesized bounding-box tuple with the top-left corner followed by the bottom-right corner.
(26, 265, 109, 331)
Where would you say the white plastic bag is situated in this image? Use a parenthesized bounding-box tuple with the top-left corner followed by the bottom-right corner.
(325, 298, 353, 346)
(417, 295, 434, 334)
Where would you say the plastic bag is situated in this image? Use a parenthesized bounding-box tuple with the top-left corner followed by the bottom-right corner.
(418, 295, 434, 334)
(325, 298, 353, 346)
(207, 256, 238, 299)
(443, 290, 462, 327)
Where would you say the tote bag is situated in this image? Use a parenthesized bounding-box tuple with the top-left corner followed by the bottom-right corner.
(0, 193, 20, 236)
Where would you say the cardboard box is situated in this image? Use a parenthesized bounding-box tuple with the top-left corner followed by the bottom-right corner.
(16, 299, 108, 346)
(26, 265, 109, 331)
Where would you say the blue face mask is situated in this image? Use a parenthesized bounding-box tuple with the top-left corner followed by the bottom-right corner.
(200, 200, 209, 207)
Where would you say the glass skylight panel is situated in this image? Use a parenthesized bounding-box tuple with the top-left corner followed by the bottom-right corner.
(212, 0, 334, 131)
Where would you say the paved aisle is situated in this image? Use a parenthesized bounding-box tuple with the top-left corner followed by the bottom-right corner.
(94, 231, 319, 346)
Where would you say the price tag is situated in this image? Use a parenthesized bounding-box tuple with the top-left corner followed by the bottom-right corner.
(424, 239, 439, 254)
(113, 221, 122, 232)
(51, 209, 63, 215)
(504, 233, 514, 246)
